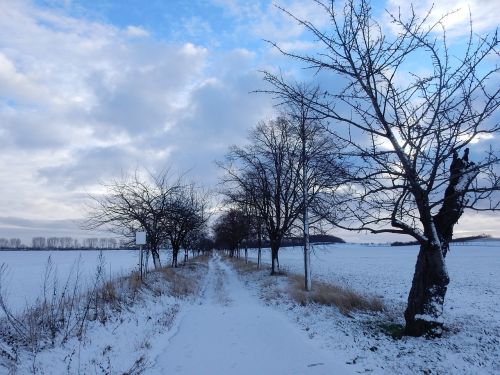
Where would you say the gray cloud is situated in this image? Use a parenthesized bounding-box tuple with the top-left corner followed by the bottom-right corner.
(37, 145, 140, 188)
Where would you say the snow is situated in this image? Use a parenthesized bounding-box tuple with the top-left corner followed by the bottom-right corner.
(0, 249, 172, 313)
(144, 255, 351, 375)
(1, 242, 499, 374)
(2, 257, 206, 374)
(242, 241, 500, 374)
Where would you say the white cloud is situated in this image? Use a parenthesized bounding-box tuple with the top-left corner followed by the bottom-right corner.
(385, 0, 499, 38)
(125, 25, 149, 37)
(0, 0, 274, 229)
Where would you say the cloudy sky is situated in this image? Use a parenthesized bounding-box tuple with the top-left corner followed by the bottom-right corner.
(0, 0, 498, 243)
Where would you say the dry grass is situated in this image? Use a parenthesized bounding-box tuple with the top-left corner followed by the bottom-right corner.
(0, 255, 206, 359)
(126, 272, 143, 295)
(158, 267, 199, 298)
(226, 257, 384, 315)
(227, 257, 258, 274)
(99, 281, 119, 304)
(289, 275, 384, 315)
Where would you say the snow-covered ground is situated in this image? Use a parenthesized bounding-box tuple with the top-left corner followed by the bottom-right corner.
(247, 242, 500, 319)
(145, 255, 350, 375)
(0, 249, 175, 313)
(242, 241, 500, 374)
(2, 258, 208, 375)
(1, 243, 499, 374)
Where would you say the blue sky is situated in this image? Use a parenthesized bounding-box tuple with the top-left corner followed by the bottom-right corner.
(0, 0, 498, 243)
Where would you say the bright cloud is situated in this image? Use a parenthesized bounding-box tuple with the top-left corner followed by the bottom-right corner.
(385, 0, 499, 38)
(0, 0, 497, 242)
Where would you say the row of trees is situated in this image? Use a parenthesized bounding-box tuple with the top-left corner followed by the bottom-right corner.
(85, 170, 210, 268)
(0, 238, 22, 249)
(0, 237, 124, 250)
(32, 237, 122, 250)
(215, 0, 499, 338)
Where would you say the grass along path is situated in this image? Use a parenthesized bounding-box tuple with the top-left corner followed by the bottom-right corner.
(145, 254, 351, 375)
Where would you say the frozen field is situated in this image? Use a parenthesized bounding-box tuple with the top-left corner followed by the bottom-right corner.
(245, 241, 500, 373)
(0, 249, 173, 313)
(248, 241, 500, 320)
(0, 243, 499, 374)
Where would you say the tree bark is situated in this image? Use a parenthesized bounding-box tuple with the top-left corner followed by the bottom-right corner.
(404, 242, 450, 337)
(257, 228, 262, 269)
(405, 150, 476, 337)
(171, 246, 179, 267)
(151, 248, 161, 269)
(270, 238, 280, 275)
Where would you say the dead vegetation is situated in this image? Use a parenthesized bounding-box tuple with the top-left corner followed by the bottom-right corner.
(288, 275, 384, 315)
(228, 256, 384, 315)
(0, 253, 208, 367)
(226, 257, 257, 274)
(159, 266, 200, 298)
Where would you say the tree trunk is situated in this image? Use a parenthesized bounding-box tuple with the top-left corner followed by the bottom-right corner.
(151, 248, 161, 269)
(171, 246, 179, 267)
(301, 118, 312, 291)
(257, 228, 262, 269)
(245, 246, 248, 264)
(405, 150, 476, 337)
(303, 203, 311, 291)
(270, 239, 280, 275)
(184, 249, 188, 264)
(404, 242, 449, 337)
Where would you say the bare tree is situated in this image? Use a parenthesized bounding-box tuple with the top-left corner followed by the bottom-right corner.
(258, 78, 347, 289)
(213, 208, 251, 256)
(32, 237, 46, 250)
(271, 0, 499, 336)
(220, 116, 340, 274)
(84, 170, 181, 269)
(162, 184, 210, 267)
(220, 118, 303, 274)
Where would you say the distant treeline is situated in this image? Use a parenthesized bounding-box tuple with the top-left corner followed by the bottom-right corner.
(391, 235, 491, 247)
(242, 234, 345, 249)
(0, 236, 129, 250)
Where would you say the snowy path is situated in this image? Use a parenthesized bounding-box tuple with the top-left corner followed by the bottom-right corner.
(145, 255, 351, 375)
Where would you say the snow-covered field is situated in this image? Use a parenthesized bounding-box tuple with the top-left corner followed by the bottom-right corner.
(248, 241, 500, 319)
(0, 243, 498, 374)
(0, 249, 174, 313)
(244, 241, 500, 374)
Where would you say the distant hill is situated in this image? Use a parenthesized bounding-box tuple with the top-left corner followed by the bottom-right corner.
(391, 235, 492, 247)
(281, 235, 345, 247)
(244, 234, 345, 249)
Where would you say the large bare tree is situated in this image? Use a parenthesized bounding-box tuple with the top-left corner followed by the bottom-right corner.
(270, 0, 499, 336)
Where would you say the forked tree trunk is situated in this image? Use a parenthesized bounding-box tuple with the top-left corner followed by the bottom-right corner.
(151, 248, 161, 269)
(404, 242, 449, 337)
(405, 150, 477, 337)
